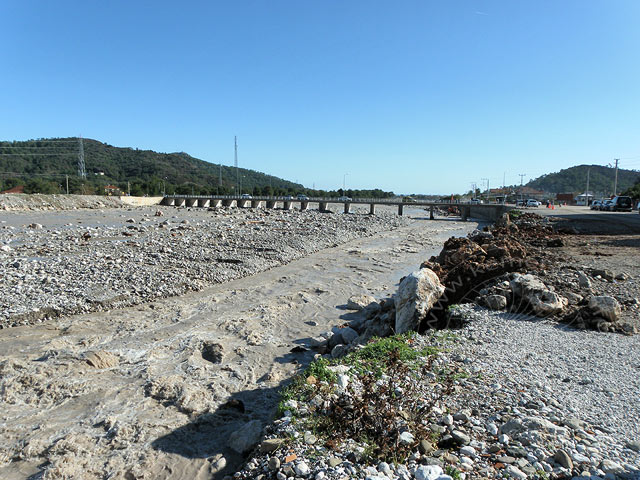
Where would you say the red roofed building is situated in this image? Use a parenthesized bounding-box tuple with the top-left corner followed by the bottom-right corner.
(0, 185, 25, 194)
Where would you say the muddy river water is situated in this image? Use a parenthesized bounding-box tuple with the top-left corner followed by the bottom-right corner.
(0, 208, 478, 479)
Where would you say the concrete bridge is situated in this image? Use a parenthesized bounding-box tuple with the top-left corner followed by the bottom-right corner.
(160, 195, 512, 222)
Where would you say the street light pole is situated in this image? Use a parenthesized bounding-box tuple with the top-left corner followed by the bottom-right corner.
(343, 173, 348, 192)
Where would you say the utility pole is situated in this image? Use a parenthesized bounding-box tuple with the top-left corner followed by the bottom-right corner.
(613, 158, 619, 195)
(234, 136, 238, 195)
(127, 181, 130, 196)
(585, 167, 591, 206)
(77, 136, 86, 179)
(343, 173, 348, 192)
(65, 175, 69, 194)
(518, 174, 526, 205)
(218, 163, 222, 195)
(481, 178, 489, 201)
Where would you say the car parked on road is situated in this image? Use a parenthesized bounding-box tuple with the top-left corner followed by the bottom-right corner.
(338, 196, 352, 202)
(601, 199, 614, 211)
(590, 200, 602, 210)
(240, 193, 252, 199)
(296, 194, 309, 201)
(608, 195, 633, 212)
(526, 199, 540, 207)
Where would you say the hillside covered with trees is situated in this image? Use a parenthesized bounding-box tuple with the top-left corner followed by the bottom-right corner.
(0, 137, 394, 198)
(526, 164, 639, 195)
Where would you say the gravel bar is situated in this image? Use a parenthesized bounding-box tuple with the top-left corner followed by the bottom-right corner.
(0, 205, 408, 327)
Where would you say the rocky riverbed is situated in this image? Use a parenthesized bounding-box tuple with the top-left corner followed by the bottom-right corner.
(231, 213, 640, 480)
(1, 201, 638, 480)
(234, 315, 640, 480)
(0, 204, 408, 327)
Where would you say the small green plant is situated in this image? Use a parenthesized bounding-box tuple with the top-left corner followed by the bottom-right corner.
(444, 465, 462, 480)
(535, 470, 550, 480)
(342, 333, 426, 377)
(509, 209, 523, 219)
(274, 333, 451, 465)
(305, 357, 337, 383)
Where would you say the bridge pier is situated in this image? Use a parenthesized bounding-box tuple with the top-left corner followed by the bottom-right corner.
(161, 197, 175, 206)
(185, 198, 197, 208)
(238, 199, 249, 208)
(223, 199, 234, 207)
(369, 203, 375, 215)
(266, 200, 276, 209)
(398, 204, 404, 216)
(319, 202, 328, 212)
(344, 202, 351, 214)
(300, 201, 308, 211)
(461, 206, 469, 221)
(283, 201, 292, 210)
(210, 199, 222, 208)
(430, 205, 434, 220)
(175, 198, 186, 207)
(251, 200, 262, 209)
(197, 198, 209, 208)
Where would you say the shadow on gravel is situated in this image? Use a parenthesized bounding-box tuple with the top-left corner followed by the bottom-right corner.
(549, 214, 640, 235)
(600, 237, 640, 248)
(151, 382, 286, 479)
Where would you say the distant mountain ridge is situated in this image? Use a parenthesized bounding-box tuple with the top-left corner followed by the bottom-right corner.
(0, 137, 301, 195)
(526, 164, 639, 195)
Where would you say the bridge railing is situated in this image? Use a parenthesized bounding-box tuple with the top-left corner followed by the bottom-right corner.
(163, 194, 509, 207)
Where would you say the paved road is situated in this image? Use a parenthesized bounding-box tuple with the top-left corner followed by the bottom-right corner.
(526, 205, 640, 234)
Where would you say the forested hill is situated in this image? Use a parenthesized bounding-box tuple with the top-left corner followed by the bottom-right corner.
(0, 137, 302, 195)
(527, 164, 639, 194)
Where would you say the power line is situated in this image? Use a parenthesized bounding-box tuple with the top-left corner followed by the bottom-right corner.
(0, 153, 77, 156)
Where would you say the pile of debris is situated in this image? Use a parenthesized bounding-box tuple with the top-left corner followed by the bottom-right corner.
(313, 213, 634, 360)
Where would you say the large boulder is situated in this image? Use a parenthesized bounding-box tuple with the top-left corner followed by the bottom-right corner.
(588, 296, 621, 322)
(510, 273, 567, 317)
(395, 269, 445, 334)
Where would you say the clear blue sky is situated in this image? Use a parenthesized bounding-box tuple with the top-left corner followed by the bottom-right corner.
(2, 1, 639, 194)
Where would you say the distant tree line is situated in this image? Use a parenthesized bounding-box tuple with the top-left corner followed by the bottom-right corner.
(0, 138, 396, 198)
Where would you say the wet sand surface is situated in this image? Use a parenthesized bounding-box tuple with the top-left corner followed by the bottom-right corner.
(0, 208, 477, 479)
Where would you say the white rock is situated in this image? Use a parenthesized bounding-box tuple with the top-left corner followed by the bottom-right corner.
(294, 461, 310, 476)
(510, 273, 567, 316)
(572, 452, 591, 464)
(459, 445, 476, 457)
(395, 268, 445, 333)
(415, 465, 443, 480)
(398, 431, 414, 445)
(378, 462, 393, 476)
(506, 465, 527, 480)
